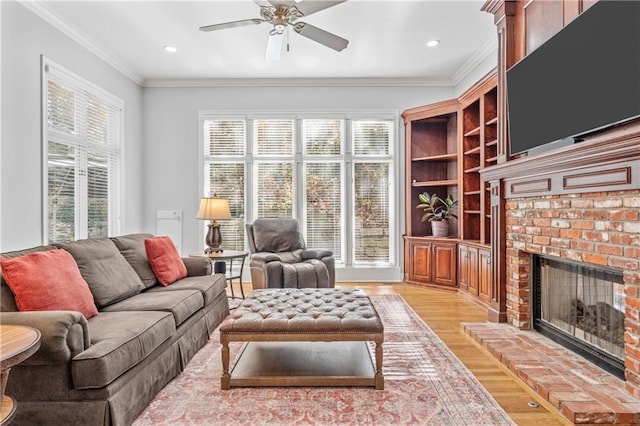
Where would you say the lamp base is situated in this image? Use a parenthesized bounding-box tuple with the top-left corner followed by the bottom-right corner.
(205, 221, 223, 253)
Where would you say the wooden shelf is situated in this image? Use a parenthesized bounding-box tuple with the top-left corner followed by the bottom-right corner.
(464, 166, 482, 173)
(464, 146, 481, 155)
(486, 139, 498, 147)
(464, 126, 481, 137)
(412, 180, 458, 187)
(464, 210, 481, 215)
(412, 153, 458, 162)
(464, 190, 482, 196)
(486, 156, 498, 163)
(486, 117, 498, 126)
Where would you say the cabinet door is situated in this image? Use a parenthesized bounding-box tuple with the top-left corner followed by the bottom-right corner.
(467, 246, 479, 295)
(479, 248, 492, 303)
(432, 242, 457, 287)
(410, 241, 432, 282)
(458, 245, 469, 291)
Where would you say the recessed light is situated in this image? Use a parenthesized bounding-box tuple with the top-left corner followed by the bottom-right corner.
(425, 40, 440, 48)
(164, 45, 178, 53)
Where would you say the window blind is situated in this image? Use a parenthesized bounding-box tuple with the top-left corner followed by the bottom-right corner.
(353, 162, 392, 264)
(304, 162, 343, 260)
(44, 58, 122, 243)
(254, 120, 294, 156)
(203, 119, 245, 156)
(353, 120, 394, 156)
(205, 162, 245, 251)
(256, 162, 295, 218)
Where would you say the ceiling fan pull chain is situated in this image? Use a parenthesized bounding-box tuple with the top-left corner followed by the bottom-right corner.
(287, 27, 290, 52)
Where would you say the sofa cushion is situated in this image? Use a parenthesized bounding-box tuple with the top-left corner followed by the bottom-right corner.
(146, 274, 227, 305)
(72, 311, 175, 389)
(61, 238, 145, 308)
(1, 250, 99, 319)
(110, 233, 157, 288)
(252, 218, 305, 253)
(145, 236, 187, 285)
(101, 290, 203, 326)
(1, 245, 58, 312)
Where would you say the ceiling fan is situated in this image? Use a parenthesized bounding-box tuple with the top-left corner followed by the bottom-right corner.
(199, 0, 349, 61)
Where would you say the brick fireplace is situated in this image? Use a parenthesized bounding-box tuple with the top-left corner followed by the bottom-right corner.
(480, 120, 640, 398)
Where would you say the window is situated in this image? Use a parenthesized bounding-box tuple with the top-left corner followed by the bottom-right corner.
(201, 113, 396, 268)
(43, 58, 123, 243)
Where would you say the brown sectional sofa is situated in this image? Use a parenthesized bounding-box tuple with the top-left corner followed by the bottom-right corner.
(0, 233, 229, 425)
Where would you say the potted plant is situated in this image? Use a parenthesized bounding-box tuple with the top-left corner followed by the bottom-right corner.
(416, 193, 458, 237)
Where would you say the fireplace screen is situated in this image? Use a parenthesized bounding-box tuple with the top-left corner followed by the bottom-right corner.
(536, 256, 625, 361)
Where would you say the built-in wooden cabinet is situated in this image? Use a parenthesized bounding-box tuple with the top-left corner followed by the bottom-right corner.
(403, 99, 459, 240)
(405, 237, 457, 289)
(458, 241, 491, 308)
(459, 74, 498, 244)
(402, 73, 496, 299)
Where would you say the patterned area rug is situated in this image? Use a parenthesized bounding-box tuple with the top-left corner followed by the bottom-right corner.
(134, 295, 514, 425)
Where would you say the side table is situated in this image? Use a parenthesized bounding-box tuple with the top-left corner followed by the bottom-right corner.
(0, 325, 41, 425)
(190, 250, 249, 299)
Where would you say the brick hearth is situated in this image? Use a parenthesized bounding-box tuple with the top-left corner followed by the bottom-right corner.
(464, 323, 640, 424)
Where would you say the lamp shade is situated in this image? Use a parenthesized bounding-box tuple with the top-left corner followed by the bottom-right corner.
(196, 197, 231, 221)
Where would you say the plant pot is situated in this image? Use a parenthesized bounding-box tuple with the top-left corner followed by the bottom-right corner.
(431, 221, 449, 238)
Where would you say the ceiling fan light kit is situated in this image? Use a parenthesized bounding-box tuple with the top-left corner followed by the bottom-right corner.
(199, 0, 349, 61)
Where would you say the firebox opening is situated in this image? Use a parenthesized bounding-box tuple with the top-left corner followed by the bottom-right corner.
(532, 254, 625, 379)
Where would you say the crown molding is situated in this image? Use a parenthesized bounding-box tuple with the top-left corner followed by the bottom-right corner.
(19, 0, 144, 86)
(451, 36, 498, 86)
(142, 77, 454, 88)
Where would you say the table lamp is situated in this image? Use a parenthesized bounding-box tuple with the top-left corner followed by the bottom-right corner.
(196, 196, 231, 253)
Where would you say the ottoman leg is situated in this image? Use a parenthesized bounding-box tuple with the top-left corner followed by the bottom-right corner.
(221, 334, 231, 390)
(374, 335, 384, 390)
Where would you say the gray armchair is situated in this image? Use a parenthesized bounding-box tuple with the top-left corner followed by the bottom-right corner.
(246, 218, 335, 289)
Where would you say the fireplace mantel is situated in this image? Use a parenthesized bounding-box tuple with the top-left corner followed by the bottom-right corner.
(480, 119, 640, 198)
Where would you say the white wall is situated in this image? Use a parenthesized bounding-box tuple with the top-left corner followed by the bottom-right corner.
(142, 84, 454, 281)
(0, 1, 144, 251)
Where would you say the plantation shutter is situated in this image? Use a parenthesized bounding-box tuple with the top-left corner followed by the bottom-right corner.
(44, 59, 122, 243)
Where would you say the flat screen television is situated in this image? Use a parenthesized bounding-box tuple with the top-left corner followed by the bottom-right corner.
(506, 0, 640, 156)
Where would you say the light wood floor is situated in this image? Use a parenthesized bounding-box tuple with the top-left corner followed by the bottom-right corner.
(233, 282, 572, 426)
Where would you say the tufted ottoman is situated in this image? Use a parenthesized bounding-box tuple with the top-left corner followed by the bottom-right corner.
(219, 288, 384, 390)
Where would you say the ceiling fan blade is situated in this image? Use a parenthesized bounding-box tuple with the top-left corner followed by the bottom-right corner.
(253, 0, 272, 7)
(294, 22, 349, 51)
(295, 1, 348, 17)
(199, 19, 264, 32)
(265, 30, 285, 61)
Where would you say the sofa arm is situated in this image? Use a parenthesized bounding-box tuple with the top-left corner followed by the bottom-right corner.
(183, 257, 212, 276)
(0, 311, 89, 365)
(301, 249, 333, 260)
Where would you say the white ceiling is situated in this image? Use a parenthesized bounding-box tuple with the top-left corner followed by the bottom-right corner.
(24, 0, 497, 86)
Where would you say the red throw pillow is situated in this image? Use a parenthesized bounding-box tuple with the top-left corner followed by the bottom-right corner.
(1, 250, 98, 319)
(145, 236, 188, 286)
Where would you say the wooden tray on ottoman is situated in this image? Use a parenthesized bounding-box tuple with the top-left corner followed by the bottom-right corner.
(219, 288, 384, 390)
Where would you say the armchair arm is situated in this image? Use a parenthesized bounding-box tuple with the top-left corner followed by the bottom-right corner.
(0, 311, 89, 365)
(182, 257, 212, 276)
(250, 252, 282, 263)
(301, 249, 333, 260)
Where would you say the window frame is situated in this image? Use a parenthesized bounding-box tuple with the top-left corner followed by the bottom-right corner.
(199, 110, 400, 272)
(41, 56, 124, 244)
